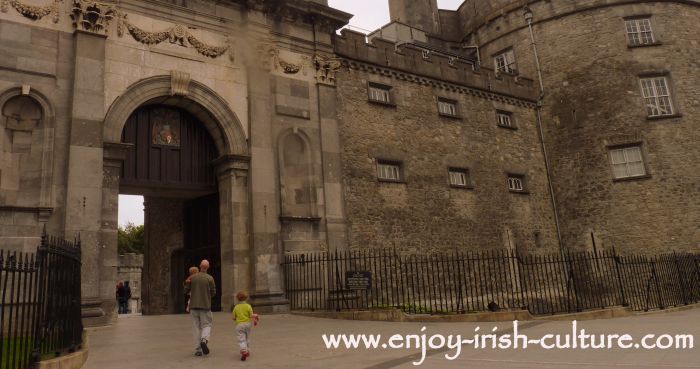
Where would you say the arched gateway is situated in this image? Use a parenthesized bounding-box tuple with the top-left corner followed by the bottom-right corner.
(90, 74, 251, 321)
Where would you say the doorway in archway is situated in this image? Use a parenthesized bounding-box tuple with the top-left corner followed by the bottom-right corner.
(119, 104, 222, 314)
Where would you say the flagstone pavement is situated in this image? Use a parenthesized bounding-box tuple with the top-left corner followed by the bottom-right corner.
(83, 308, 700, 369)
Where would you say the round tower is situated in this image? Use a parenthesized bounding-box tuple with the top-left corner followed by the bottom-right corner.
(388, 0, 441, 34)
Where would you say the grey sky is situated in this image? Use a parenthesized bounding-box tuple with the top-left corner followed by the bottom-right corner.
(117, 0, 465, 227)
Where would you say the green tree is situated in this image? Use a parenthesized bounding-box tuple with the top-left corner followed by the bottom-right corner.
(118, 222, 145, 255)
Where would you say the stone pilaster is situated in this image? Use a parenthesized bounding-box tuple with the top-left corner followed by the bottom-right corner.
(316, 80, 348, 252)
(247, 65, 288, 312)
(215, 155, 251, 311)
(62, 28, 110, 325)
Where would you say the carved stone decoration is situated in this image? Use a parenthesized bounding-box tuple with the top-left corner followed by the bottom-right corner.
(2, 0, 62, 23)
(117, 13, 229, 59)
(314, 54, 342, 86)
(170, 70, 191, 97)
(271, 49, 304, 75)
(71, 0, 116, 35)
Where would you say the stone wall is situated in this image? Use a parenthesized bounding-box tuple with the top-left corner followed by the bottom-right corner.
(334, 34, 559, 253)
(460, 0, 700, 253)
(117, 253, 144, 314)
(142, 197, 184, 315)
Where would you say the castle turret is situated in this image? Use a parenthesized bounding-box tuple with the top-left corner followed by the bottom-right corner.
(388, 0, 441, 35)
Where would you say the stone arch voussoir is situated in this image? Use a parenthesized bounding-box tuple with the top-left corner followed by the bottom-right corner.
(104, 75, 248, 157)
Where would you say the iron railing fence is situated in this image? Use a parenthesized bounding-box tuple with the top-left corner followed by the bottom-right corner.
(0, 229, 82, 369)
(283, 249, 700, 316)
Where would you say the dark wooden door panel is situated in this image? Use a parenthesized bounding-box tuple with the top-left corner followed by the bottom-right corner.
(120, 105, 218, 191)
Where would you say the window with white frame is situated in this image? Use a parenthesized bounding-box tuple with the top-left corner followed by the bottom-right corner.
(368, 83, 392, 104)
(438, 99, 458, 117)
(625, 18, 655, 46)
(507, 174, 526, 192)
(639, 76, 674, 117)
(497, 111, 514, 128)
(377, 160, 402, 181)
(494, 49, 517, 74)
(448, 168, 470, 187)
(609, 146, 646, 179)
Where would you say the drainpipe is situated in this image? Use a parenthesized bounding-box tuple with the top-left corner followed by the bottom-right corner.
(523, 6, 564, 253)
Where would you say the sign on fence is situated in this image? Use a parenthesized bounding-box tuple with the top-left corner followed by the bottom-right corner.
(346, 271, 372, 290)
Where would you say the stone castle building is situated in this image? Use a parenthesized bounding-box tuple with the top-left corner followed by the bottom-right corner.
(0, 0, 697, 323)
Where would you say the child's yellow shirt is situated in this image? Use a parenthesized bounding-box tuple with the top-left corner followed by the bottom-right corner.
(233, 302, 253, 324)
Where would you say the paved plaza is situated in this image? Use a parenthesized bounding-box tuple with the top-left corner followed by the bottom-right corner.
(82, 308, 700, 369)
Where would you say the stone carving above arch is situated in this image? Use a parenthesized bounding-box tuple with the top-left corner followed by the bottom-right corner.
(116, 13, 230, 59)
(0, 87, 56, 216)
(103, 75, 248, 158)
(1, 0, 62, 23)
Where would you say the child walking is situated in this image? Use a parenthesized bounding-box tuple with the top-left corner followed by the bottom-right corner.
(184, 266, 199, 313)
(232, 291, 257, 361)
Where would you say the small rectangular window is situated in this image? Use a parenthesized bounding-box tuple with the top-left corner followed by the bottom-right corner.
(448, 168, 470, 188)
(507, 174, 526, 192)
(610, 146, 646, 179)
(377, 160, 402, 181)
(625, 18, 655, 46)
(368, 83, 392, 104)
(437, 99, 458, 117)
(497, 111, 515, 128)
(639, 76, 674, 117)
(494, 49, 517, 74)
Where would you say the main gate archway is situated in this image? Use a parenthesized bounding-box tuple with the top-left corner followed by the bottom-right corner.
(99, 74, 251, 318)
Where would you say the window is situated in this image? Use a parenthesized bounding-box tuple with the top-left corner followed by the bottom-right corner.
(368, 83, 392, 104)
(625, 18, 655, 46)
(609, 146, 646, 179)
(507, 174, 526, 192)
(496, 111, 515, 128)
(377, 160, 402, 181)
(639, 76, 674, 117)
(448, 168, 471, 188)
(421, 49, 430, 59)
(437, 98, 458, 117)
(494, 49, 517, 74)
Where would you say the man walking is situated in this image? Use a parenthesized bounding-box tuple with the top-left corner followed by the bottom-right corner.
(184, 259, 216, 356)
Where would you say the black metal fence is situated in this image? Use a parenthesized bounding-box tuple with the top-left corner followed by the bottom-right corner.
(283, 249, 700, 315)
(0, 229, 83, 369)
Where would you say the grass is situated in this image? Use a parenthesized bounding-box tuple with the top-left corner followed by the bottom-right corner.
(0, 337, 32, 369)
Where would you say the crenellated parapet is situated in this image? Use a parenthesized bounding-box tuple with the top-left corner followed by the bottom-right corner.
(333, 29, 538, 106)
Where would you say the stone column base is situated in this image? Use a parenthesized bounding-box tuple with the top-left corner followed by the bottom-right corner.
(249, 292, 289, 313)
(81, 298, 113, 327)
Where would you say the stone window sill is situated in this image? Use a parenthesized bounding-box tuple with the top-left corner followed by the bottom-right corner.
(498, 124, 518, 130)
(439, 112, 462, 120)
(450, 184, 474, 190)
(368, 99, 396, 108)
(646, 113, 682, 121)
(378, 178, 406, 184)
(509, 189, 530, 195)
(613, 174, 652, 183)
(628, 42, 662, 49)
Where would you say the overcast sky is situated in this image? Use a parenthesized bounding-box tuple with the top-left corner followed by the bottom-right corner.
(117, 0, 465, 227)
